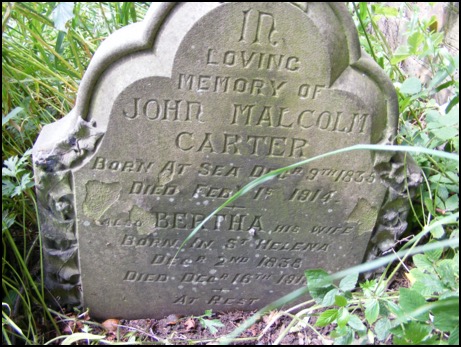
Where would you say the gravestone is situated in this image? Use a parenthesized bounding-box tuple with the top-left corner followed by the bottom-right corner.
(33, 2, 421, 320)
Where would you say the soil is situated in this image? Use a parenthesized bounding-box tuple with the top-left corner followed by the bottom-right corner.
(56, 301, 386, 345)
(97, 308, 335, 345)
(55, 268, 409, 344)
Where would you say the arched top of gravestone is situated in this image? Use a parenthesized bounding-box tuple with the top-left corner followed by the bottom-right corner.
(75, 2, 362, 124)
(34, 3, 398, 159)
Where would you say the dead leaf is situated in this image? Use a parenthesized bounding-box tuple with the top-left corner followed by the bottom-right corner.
(81, 311, 90, 321)
(102, 318, 120, 332)
(60, 314, 78, 334)
(62, 320, 76, 334)
(184, 318, 196, 331)
(405, 271, 416, 285)
(166, 314, 181, 325)
(248, 324, 259, 337)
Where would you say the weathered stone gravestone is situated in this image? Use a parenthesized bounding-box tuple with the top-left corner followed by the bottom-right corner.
(33, 3, 421, 319)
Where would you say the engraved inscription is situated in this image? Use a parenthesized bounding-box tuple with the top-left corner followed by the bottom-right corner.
(239, 9, 278, 46)
(178, 73, 287, 97)
(66, 2, 405, 320)
(175, 131, 309, 158)
(253, 239, 330, 252)
(123, 271, 169, 283)
(206, 49, 300, 72)
(288, 188, 336, 203)
(123, 98, 204, 122)
(128, 182, 178, 196)
(208, 295, 260, 306)
(92, 157, 156, 173)
(305, 168, 376, 183)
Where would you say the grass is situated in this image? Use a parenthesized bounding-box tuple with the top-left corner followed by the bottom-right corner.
(2, 2, 459, 345)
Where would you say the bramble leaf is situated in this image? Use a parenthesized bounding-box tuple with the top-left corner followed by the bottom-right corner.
(400, 77, 422, 95)
(365, 299, 380, 325)
(305, 269, 334, 303)
(348, 314, 366, 332)
(399, 288, 428, 321)
(374, 317, 392, 341)
(335, 295, 348, 308)
(315, 309, 338, 327)
(339, 273, 358, 292)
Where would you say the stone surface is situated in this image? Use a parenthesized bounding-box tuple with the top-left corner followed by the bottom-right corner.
(33, 2, 421, 320)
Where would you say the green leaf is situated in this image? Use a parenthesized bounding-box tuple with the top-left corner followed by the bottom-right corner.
(445, 194, 459, 211)
(365, 299, 380, 325)
(446, 95, 459, 113)
(430, 224, 445, 239)
(424, 197, 436, 215)
(60, 333, 105, 345)
(438, 260, 457, 288)
(337, 307, 350, 328)
(52, 2, 75, 32)
(400, 77, 422, 95)
(323, 288, 339, 306)
(335, 295, 348, 308)
(330, 325, 348, 338)
(453, 253, 459, 273)
(408, 32, 424, 53)
(2, 180, 16, 197)
(315, 309, 338, 327)
(437, 185, 449, 201)
(449, 325, 459, 345)
(348, 314, 366, 332)
(399, 288, 429, 321)
(439, 106, 459, 127)
(431, 127, 459, 142)
(392, 336, 409, 345)
(411, 270, 445, 296)
(391, 46, 411, 65)
(430, 70, 450, 89)
(432, 298, 460, 332)
(374, 317, 392, 341)
(359, 2, 368, 22)
(425, 110, 442, 124)
(426, 247, 443, 262)
(339, 273, 358, 292)
(360, 279, 376, 292)
(2, 156, 21, 177)
(386, 300, 406, 322)
(413, 254, 435, 273)
(2, 107, 24, 127)
(403, 321, 432, 344)
(334, 327, 354, 345)
(429, 173, 459, 185)
(372, 5, 398, 17)
(305, 269, 334, 303)
(199, 318, 224, 334)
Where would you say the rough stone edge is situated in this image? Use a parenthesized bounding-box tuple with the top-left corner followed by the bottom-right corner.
(352, 55, 423, 265)
(33, 115, 103, 306)
(32, 3, 176, 309)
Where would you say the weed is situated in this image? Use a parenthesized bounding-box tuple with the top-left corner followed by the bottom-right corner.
(196, 310, 225, 335)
